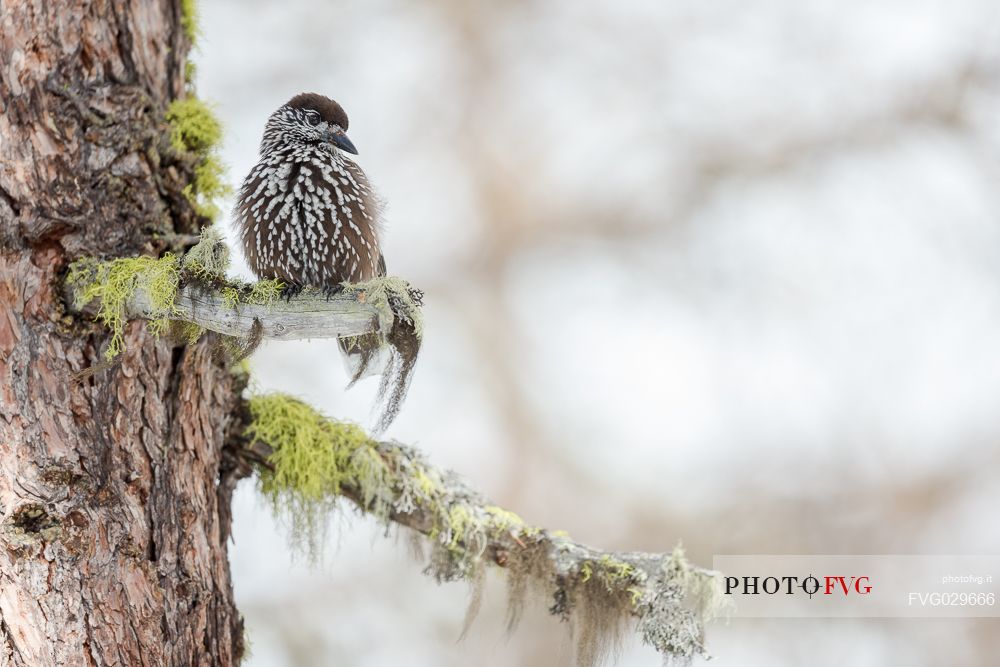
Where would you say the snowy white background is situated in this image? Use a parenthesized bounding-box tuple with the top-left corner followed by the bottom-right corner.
(196, 0, 1000, 664)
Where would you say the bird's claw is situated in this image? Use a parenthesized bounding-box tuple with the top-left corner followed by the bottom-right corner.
(281, 283, 304, 302)
(323, 284, 345, 301)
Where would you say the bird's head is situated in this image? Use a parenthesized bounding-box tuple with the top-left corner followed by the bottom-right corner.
(261, 92, 358, 155)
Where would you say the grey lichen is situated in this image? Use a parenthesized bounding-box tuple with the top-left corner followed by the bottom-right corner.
(343, 276, 424, 340)
(635, 549, 726, 664)
(181, 224, 230, 278)
(244, 391, 720, 665)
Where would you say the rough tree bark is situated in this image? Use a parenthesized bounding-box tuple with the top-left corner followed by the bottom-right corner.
(0, 2, 245, 665)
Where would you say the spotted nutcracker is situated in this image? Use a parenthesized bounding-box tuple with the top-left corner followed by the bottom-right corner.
(236, 93, 383, 292)
(235, 93, 388, 379)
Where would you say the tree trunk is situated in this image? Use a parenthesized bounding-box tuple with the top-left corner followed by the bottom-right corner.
(0, 1, 245, 665)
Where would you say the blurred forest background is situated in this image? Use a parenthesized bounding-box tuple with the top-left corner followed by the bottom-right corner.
(195, 0, 1000, 665)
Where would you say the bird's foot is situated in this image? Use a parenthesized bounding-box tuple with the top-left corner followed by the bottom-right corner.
(323, 284, 345, 301)
(281, 283, 305, 302)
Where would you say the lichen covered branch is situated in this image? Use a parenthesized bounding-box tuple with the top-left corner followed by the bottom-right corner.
(63, 229, 423, 357)
(134, 279, 393, 341)
(64, 230, 423, 433)
(241, 393, 725, 666)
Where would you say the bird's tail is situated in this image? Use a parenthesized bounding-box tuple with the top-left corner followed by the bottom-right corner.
(338, 318, 420, 436)
(338, 333, 388, 383)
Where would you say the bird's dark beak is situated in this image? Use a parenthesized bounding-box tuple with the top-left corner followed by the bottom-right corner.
(327, 129, 358, 155)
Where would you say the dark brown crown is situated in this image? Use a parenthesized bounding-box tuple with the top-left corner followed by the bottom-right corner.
(286, 93, 349, 129)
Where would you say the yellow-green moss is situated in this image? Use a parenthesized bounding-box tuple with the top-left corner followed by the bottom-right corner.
(217, 278, 285, 309)
(244, 393, 523, 572)
(247, 393, 389, 558)
(599, 554, 637, 582)
(182, 226, 281, 309)
(67, 254, 180, 360)
(349, 446, 392, 512)
(447, 506, 475, 552)
(391, 453, 445, 528)
(180, 0, 200, 43)
(230, 357, 252, 380)
(484, 506, 525, 537)
(185, 156, 229, 220)
(249, 394, 373, 499)
(166, 98, 231, 221)
(245, 279, 284, 305)
(166, 98, 221, 154)
(520, 525, 542, 539)
(184, 60, 197, 86)
(221, 286, 240, 309)
(577, 553, 644, 601)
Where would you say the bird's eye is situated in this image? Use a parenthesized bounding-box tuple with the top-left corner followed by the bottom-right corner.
(305, 112, 321, 126)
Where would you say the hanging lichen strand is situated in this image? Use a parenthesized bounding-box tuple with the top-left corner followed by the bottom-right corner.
(244, 393, 725, 666)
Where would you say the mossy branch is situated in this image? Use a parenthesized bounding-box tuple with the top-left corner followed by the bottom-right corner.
(241, 393, 725, 666)
(64, 251, 421, 350)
